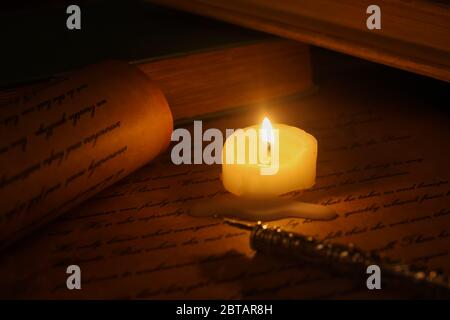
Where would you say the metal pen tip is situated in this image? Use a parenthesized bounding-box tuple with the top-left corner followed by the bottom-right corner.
(220, 216, 256, 231)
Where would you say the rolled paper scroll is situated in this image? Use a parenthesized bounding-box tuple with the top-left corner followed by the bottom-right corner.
(0, 60, 173, 248)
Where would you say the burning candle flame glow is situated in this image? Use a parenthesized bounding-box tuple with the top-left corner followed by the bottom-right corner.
(261, 117, 274, 146)
(260, 117, 274, 165)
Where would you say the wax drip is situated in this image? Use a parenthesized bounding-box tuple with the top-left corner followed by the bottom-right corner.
(189, 194, 337, 221)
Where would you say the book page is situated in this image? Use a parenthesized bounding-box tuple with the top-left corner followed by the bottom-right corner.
(0, 61, 173, 250)
(0, 82, 448, 299)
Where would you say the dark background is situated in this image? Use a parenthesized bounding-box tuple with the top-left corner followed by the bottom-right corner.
(0, 0, 448, 110)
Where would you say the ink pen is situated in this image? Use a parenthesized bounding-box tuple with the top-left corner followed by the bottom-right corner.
(223, 218, 450, 298)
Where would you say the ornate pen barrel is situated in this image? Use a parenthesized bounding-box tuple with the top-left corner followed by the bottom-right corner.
(249, 223, 450, 298)
(249, 223, 377, 269)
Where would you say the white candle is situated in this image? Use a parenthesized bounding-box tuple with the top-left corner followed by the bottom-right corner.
(188, 117, 336, 221)
(222, 117, 317, 197)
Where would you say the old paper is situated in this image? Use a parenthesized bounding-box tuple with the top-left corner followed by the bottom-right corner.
(0, 61, 173, 249)
(0, 81, 448, 299)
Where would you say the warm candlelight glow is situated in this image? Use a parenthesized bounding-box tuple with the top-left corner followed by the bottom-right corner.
(222, 116, 317, 196)
(261, 117, 274, 146)
(260, 117, 274, 164)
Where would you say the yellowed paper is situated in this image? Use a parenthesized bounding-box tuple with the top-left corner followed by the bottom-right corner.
(0, 61, 173, 249)
(0, 82, 448, 299)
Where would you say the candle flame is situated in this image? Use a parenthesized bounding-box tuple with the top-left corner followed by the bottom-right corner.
(261, 117, 274, 145)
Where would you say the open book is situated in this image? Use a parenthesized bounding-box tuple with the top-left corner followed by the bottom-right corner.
(1, 52, 449, 299)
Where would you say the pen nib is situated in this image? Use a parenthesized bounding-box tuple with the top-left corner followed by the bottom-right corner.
(220, 216, 256, 231)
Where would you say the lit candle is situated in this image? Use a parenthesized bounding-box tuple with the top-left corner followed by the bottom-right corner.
(189, 117, 336, 221)
(222, 117, 318, 197)
(189, 118, 337, 221)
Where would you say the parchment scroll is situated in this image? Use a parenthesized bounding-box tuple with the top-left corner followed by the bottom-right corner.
(0, 60, 173, 249)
